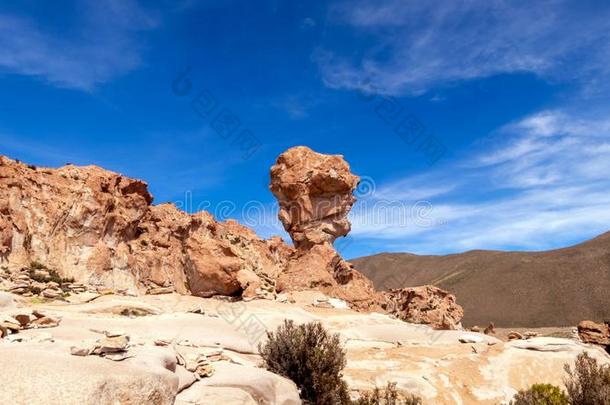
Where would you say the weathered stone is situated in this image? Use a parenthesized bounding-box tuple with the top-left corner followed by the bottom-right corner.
(508, 331, 524, 340)
(382, 285, 464, 330)
(577, 320, 610, 347)
(484, 322, 496, 335)
(0, 156, 288, 299)
(270, 146, 359, 249)
(93, 335, 130, 354)
(41, 288, 62, 299)
(30, 316, 60, 328)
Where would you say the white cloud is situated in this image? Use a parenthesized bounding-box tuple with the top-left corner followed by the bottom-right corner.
(317, 0, 610, 95)
(349, 109, 610, 254)
(0, 0, 157, 91)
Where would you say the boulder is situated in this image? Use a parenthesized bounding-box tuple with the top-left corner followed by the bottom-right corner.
(577, 320, 610, 348)
(196, 362, 301, 405)
(176, 385, 258, 405)
(382, 285, 464, 330)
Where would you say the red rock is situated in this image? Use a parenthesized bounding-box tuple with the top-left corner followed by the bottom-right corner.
(0, 156, 287, 298)
(577, 320, 610, 346)
(382, 285, 464, 330)
(269, 146, 359, 250)
(270, 147, 382, 310)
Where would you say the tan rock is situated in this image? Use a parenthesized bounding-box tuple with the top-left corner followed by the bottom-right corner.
(0, 346, 178, 405)
(93, 335, 130, 354)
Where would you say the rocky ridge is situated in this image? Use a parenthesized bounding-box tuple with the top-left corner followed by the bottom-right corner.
(0, 148, 434, 320)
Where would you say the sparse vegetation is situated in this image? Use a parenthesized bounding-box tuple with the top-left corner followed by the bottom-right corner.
(510, 383, 569, 405)
(259, 320, 423, 405)
(27, 261, 75, 285)
(354, 382, 422, 405)
(564, 352, 610, 405)
(259, 320, 350, 404)
(509, 353, 610, 405)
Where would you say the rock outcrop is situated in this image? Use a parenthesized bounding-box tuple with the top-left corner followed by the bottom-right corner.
(577, 320, 610, 351)
(0, 149, 462, 322)
(382, 285, 464, 330)
(269, 147, 380, 310)
(0, 156, 286, 299)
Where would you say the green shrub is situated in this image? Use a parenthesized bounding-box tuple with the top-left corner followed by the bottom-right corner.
(354, 382, 422, 405)
(564, 352, 610, 405)
(510, 383, 568, 405)
(259, 320, 350, 404)
(27, 261, 75, 285)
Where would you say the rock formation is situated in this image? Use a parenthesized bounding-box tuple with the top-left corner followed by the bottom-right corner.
(269, 147, 380, 310)
(0, 156, 287, 299)
(577, 320, 610, 351)
(0, 148, 463, 324)
(382, 285, 464, 330)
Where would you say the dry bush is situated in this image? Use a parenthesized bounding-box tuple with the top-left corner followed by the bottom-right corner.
(354, 382, 422, 405)
(564, 352, 610, 405)
(259, 320, 350, 404)
(510, 383, 569, 405)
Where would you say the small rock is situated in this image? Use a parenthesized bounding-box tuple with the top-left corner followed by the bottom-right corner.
(13, 314, 32, 327)
(507, 331, 524, 340)
(148, 287, 174, 295)
(71, 345, 90, 356)
(30, 316, 60, 328)
(483, 322, 496, 335)
(104, 352, 135, 361)
(93, 335, 130, 354)
(458, 333, 486, 344)
(470, 326, 481, 333)
(154, 338, 172, 347)
(187, 306, 206, 315)
(183, 353, 215, 379)
(41, 289, 62, 299)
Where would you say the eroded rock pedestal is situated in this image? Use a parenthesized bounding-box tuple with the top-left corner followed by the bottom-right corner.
(269, 147, 380, 310)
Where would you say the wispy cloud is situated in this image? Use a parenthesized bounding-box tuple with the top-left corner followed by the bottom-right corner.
(0, 0, 158, 91)
(316, 0, 610, 95)
(349, 109, 610, 254)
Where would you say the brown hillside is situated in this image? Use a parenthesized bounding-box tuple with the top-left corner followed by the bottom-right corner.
(352, 232, 610, 328)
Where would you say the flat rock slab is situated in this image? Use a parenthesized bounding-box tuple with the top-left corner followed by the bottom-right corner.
(197, 362, 301, 405)
(0, 345, 178, 405)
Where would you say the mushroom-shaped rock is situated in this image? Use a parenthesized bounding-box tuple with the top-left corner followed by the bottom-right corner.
(270, 146, 359, 250)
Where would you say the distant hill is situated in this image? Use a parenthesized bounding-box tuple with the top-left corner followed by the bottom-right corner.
(351, 232, 610, 328)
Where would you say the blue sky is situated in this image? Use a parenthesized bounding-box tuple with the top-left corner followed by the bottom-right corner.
(1, 0, 610, 258)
